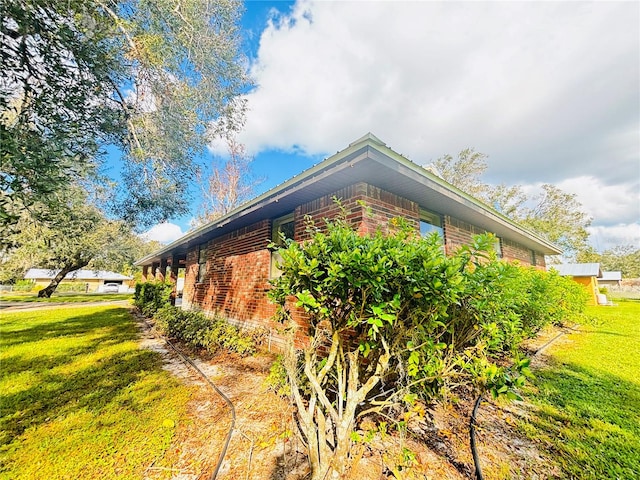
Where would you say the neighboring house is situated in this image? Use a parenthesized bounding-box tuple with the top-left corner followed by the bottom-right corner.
(549, 263, 603, 306)
(24, 268, 133, 293)
(598, 271, 622, 289)
(136, 133, 561, 339)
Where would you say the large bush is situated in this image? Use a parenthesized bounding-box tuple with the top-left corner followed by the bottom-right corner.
(56, 282, 89, 293)
(133, 281, 173, 316)
(153, 305, 259, 356)
(11, 280, 35, 292)
(134, 282, 260, 356)
(269, 215, 587, 480)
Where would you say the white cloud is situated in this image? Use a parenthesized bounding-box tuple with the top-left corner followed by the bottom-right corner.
(235, 0, 639, 231)
(587, 223, 640, 252)
(140, 222, 185, 244)
(519, 177, 639, 251)
(556, 176, 640, 226)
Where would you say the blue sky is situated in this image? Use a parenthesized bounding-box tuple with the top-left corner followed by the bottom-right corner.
(142, 0, 640, 252)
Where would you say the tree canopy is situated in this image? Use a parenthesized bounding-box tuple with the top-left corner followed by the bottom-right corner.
(431, 149, 592, 260)
(1, 0, 250, 233)
(0, 187, 159, 296)
(577, 245, 640, 278)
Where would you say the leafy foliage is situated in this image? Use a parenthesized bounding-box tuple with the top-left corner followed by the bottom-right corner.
(1, 0, 125, 229)
(0, 187, 154, 295)
(133, 288, 261, 356)
(0, 188, 149, 296)
(133, 280, 173, 317)
(269, 214, 588, 479)
(518, 184, 592, 260)
(152, 304, 260, 356)
(1, 0, 250, 231)
(577, 245, 640, 278)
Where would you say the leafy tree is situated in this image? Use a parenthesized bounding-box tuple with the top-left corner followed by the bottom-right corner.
(0, 187, 154, 296)
(517, 184, 592, 260)
(577, 245, 640, 278)
(192, 137, 263, 227)
(431, 148, 489, 199)
(431, 149, 592, 260)
(1, 0, 250, 233)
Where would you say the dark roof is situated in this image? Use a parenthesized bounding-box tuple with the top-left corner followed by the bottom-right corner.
(136, 133, 562, 265)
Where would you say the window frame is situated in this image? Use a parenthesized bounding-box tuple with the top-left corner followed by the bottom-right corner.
(197, 243, 207, 284)
(419, 208, 444, 239)
(270, 212, 295, 278)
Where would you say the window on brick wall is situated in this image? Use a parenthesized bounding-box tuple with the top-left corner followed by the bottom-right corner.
(419, 209, 443, 239)
(271, 212, 295, 278)
(530, 250, 537, 266)
(197, 243, 207, 283)
(494, 237, 503, 258)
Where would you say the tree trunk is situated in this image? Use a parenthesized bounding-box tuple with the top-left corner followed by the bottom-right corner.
(37, 263, 86, 298)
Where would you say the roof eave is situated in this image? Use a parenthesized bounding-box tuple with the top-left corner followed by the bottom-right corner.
(136, 136, 563, 264)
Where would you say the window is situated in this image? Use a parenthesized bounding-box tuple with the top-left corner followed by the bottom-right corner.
(272, 213, 295, 246)
(419, 209, 443, 239)
(271, 213, 295, 278)
(197, 243, 207, 283)
(494, 237, 503, 258)
(530, 250, 537, 266)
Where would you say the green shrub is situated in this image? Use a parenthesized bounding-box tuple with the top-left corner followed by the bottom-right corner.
(516, 268, 589, 331)
(134, 281, 173, 316)
(56, 282, 89, 293)
(12, 280, 35, 292)
(268, 211, 591, 479)
(150, 305, 258, 356)
(264, 355, 291, 397)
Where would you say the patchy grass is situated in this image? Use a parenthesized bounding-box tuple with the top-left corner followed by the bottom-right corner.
(0, 292, 133, 303)
(0, 305, 193, 480)
(519, 299, 640, 479)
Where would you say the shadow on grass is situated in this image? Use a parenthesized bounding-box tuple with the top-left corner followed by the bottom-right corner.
(0, 308, 164, 445)
(0, 308, 134, 348)
(521, 360, 640, 479)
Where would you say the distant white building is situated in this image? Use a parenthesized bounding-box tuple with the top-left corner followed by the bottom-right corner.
(24, 269, 133, 293)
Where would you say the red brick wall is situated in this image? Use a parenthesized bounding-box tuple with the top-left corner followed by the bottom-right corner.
(183, 220, 277, 323)
(295, 183, 366, 239)
(295, 182, 418, 239)
(502, 238, 546, 269)
(443, 216, 484, 254)
(359, 184, 419, 235)
(444, 216, 544, 268)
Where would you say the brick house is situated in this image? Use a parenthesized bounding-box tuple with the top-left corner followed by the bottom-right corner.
(136, 134, 561, 337)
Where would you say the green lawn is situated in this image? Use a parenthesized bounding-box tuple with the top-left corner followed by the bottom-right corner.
(0, 305, 193, 479)
(519, 299, 640, 479)
(0, 292, 133, 303)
